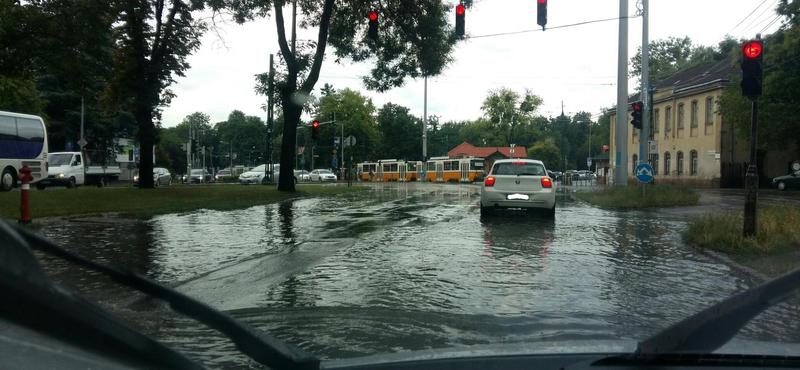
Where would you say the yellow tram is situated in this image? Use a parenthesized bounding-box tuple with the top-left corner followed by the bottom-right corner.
(423, 157, 485, 183)
(357, 157, 485, 183)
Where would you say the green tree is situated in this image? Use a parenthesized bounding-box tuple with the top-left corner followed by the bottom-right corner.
(528, 138, 562, 170)
(230, 0, 473, 191)
(0, 76, 47, 115)
(481, 88, 543, 145)
(214, 110, 268, 166)
(630, 36, 736, 86)
(376, 103, 422, 160)
(102, 0, 208, 188)
(313, 88, 379, 168)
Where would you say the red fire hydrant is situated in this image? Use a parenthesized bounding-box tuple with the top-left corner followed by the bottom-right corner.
(18, 165, 33, 224)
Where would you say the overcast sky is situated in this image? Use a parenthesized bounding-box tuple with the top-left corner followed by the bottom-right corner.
(161, 0, 784, 127)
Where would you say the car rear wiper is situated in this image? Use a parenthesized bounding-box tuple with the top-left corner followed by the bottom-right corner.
(517, 173, 538, 176)
(0, 220, 320, 370)
(633, 267, 800, 358)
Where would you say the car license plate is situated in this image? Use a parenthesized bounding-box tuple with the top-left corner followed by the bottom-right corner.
(507, 193, 529, 200)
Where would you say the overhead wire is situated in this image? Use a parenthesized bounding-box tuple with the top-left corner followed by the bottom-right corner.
(468, 15, 638, 39)
(736, 0, 779, 38)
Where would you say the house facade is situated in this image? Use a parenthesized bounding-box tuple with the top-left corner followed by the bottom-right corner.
(609, 58, 798, 187)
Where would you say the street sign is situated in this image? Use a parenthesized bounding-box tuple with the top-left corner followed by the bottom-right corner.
(635, 163, 654, 183)
(587, 157, 592, 168)
(78, 138, 87, 148)
(334, 137, 340, 148)
(648, 140, 658, 154)
(792, 161, 800, 171)
(65, 141, 74, 151)
(344, 135, 356, 147)
(332, 157, 338, 168)
(300, 156, 306, 165)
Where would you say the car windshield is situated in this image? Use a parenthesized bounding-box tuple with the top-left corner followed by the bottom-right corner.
(49, 153, 73, 166)
(9, 2, 800, 369)
(492, 162, 546, 176)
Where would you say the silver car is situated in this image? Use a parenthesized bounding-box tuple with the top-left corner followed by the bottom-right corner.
(134, 167, 171, 186)
(480, 159, 556, 218)
(310, 169, 337, 182)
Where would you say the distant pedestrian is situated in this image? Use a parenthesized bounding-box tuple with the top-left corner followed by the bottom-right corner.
(369, 169, 374, 181)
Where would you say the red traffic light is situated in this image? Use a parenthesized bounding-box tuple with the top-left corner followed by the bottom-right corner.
(633, 102, 642, 111)
(368, 11, 378, 21)
(538, 0, 546, 3)
(312, 120, 320, 128)
(742, 41, 762, 58)
(456, 4, 465, 15)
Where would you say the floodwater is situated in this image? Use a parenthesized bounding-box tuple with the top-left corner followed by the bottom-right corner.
(34, 182, 800, 369)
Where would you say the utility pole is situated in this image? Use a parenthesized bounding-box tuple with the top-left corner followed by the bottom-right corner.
(615, 0, 629, 186)
(187, 122, 192, 183)
(291, 1, 297, 172)
(640, 0, 651, 167)
(80, 95, 85, 151)
(423, 77, 428, 159)
(268, 54, 275, 182)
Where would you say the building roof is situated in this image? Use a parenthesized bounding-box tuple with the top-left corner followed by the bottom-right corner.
(447, 142, 527, 159)
(611, 57, 738, 113)
(592, 152, 610, 161)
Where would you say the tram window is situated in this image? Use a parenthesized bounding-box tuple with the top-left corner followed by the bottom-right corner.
(428, 162, 435, 171)
(408, 163, 417, 171)
(383, 164, 390, 172)
(471, 161, 484, 171)
(390, 163, 398, 171)
(444, 161, 452, 171)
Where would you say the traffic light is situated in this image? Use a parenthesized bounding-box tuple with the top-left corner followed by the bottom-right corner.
(312, 120, 319, 140)
(537, 0, 547, 30)
(631, 101, 643, 130)
(368, 11, 378, 41)
(455, 4, 465, 37)
(741, 39, 763, 98)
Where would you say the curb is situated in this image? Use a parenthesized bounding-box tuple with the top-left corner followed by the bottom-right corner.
(686, 242, 771, 283)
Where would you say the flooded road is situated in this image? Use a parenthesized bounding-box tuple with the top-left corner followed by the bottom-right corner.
(35, 183, 800, 369)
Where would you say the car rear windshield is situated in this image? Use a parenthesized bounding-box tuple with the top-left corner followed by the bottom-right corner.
(491, 162, 546, 176)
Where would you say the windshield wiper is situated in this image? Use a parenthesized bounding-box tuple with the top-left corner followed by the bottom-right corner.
(0, 220, 320, 370)
(517, 173, 538, 176)
(634, 267, 800, 358)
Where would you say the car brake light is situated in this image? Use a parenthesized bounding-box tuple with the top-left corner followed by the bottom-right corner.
(510, 161, 526, 165)
(485, 176, 495, 187)
(541, 177, 552, 188)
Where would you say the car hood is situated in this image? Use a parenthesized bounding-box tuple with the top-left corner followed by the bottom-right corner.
(323, 339, 800, 369)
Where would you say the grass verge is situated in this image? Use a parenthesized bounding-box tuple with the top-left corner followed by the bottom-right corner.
(0, 184, 363, 220)
(572, 184, 699, 208)
(683, 206, 800, 277)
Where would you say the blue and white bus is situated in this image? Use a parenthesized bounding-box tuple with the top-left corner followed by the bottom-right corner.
(0, 111, 48, 191)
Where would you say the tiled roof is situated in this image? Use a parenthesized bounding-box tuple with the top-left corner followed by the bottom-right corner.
(447, 142, 527, 158)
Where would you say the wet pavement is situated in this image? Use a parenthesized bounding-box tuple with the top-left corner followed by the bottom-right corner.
(33, 182, 800, 369)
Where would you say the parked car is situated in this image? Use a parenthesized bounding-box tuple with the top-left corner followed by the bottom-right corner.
(577, 170, 594, 180)
(310, 169, 337, 182)
(548, 171, 563, 181)
(215, 169, 232, 181)
(238, 164, 299, 184)
(134, 167, 171, 187)
(772, 169, 800, 191)
(480, 159, 555, 218)
(298, 170, 311, 182)
(183, 169, 211, 184)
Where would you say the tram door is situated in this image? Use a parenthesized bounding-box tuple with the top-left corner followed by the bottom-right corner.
(398, 163, 407, 182)
(436, 162, 444, 182)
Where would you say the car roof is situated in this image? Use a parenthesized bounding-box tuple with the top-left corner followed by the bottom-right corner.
(493, 159, 544, 165)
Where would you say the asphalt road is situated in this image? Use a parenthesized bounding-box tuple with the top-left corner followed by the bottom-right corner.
(32, 182, 800, 369)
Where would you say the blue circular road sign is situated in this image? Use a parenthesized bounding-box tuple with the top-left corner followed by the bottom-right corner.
(635, 163, 654, 183)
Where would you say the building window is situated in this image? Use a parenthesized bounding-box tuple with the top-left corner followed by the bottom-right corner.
(678, 104, 685, 129)
(654, 109, 660, 133)
(677, 151, 684, 175)
(664, 152, 671, 175)
(632, 154, 638, 173)
(665, 106, 672, 132)
(690, 150, 698, 175)
(653, 154, 659, 175)
(706, 97, 714, 124)
(691, 101, 699, 127)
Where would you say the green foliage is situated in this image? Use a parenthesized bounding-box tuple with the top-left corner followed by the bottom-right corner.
(481, 88, 543, 145)
(0, 76, 47, 115)
(574, 185, 699, 208)
(376, 103, 422, 160)
(527, 138, 561, 170)
(313, 88, 379, 167)
(683, 206, 800, 257)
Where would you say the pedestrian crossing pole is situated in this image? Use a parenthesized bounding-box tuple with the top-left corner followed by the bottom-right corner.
(615, 0, 629, 186)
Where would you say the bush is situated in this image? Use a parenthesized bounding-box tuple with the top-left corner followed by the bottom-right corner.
(220, 175, 239, 183)
(573, 184, 699, 208)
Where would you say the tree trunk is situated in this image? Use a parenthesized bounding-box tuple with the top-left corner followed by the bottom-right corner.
(137, 105, 156, 189)
(278, 94, 301, 192)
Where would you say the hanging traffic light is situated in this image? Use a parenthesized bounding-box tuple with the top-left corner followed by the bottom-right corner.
(631, 101, 643, 130)
(537, 0, 547, 30)
(368, 11, 378, 41)
(455, 4, 465, 37)
(312, 120, 320, 140)
(741, 39, 763, 99)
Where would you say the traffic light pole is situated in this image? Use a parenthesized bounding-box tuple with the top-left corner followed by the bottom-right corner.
(640, 0, 650, 166)
(743, 99, 759, 237)
(615, 0, 629, 186)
